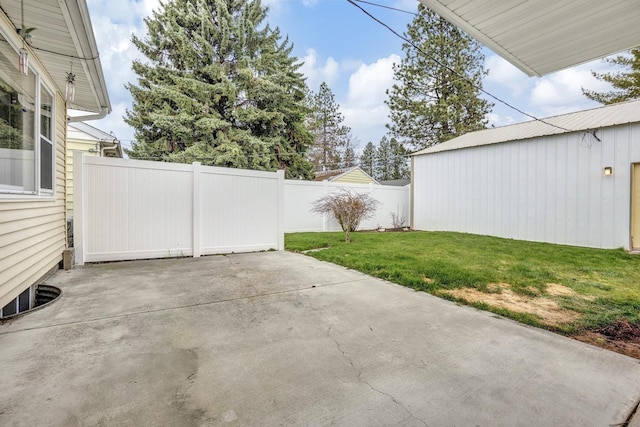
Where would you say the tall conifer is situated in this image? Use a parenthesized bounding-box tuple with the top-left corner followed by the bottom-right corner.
(386, 3, 492, 149)
(306, 82, 351, 171)
(125, 0, 314, 179)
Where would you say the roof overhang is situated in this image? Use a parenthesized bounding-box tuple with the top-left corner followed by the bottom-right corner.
(0, 0, 110, 115)
(419, 0, 640, 77)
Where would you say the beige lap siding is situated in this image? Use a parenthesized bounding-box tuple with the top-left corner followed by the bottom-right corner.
(0, 92, 67, 308)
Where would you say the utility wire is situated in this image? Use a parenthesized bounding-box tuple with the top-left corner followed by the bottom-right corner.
(346, 0, 578, 135)
(30, 45, 99, 61)
(352, 0, 417, 16)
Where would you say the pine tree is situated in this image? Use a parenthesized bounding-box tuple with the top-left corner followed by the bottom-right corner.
(342, 144, 356, 168)
(386, 3, 492, 150)
(124, 0, 314, 179)
(375, 136, 392, 181)
(360, 141, 376, 177)
(582, 49, 640, 104)
(306, 82, 351, 171)
(389, 137, 409, 180)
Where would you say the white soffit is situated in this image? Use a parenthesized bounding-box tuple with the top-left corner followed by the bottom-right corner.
(419, 0, 640, 77)
(0, 0, 110, 114)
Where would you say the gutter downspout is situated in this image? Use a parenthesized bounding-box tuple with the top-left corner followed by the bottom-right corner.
(68, 106, 109, 123)
(100, 140, 120, 157)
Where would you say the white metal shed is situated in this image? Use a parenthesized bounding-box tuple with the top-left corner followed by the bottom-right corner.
(411, 100, 640, 250)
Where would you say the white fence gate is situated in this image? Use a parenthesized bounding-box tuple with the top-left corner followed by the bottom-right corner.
(75, 154, 411, 264)
(74, 154, 284, 264)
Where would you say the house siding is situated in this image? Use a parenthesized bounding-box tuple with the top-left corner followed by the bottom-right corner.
(0, 91, 67, 308)
(413, 123, 640, 250)
(333, 169, 377, 185)
(66, 134, 99, 218)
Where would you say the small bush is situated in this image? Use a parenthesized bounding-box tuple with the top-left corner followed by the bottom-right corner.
(311, 189, 380, 243)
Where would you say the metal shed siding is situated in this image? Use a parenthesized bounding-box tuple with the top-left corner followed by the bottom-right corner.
(0, 92, 67, 308)
(413, 123, 640, 249)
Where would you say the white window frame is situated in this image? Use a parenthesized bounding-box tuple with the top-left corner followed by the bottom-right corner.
(38, 83, 55, 195)
(0, 29, 56, 199)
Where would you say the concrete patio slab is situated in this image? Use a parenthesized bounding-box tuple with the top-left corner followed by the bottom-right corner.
(1, 251, 639, 426)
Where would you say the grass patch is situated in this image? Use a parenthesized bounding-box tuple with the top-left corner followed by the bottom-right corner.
(285, 231, 640, 333)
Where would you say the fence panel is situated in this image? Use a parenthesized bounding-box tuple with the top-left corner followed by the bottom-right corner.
(199, 167, 283, 255)
(284, 180, 410, 232)
(75, 154, 283, 264)
(75, 153, 411, 264)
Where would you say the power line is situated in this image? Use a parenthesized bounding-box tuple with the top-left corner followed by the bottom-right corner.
(346, 0, 577, 135)
(351, 0, 417, 16)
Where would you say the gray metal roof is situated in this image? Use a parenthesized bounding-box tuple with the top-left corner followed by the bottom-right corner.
(420, 0, 640, 77)
(0, 0, 110, 114)
(69, 121, 116, 141)
(413, 100, 640, 156)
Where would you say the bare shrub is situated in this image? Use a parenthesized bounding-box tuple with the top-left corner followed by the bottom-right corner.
(311, 189, 380, 243)
(390, 206, 407, 229)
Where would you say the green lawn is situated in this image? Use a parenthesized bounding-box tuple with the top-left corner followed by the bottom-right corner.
(285, 231, 640, 334)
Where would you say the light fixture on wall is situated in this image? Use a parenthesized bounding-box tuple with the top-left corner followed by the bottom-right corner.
(604, 166, 613, 176)
(18, 48, 28, 75)
(65, 63, 76, 102)
(17, 0, 34, 76)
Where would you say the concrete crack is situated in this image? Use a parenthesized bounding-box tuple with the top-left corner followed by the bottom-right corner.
(327, 326, 429, 427)
(612, 396, 640, 427)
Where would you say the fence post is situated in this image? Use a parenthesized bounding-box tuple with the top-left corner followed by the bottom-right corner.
(73, 151, 85, 265)
(277, 169, 285, 250)
(322, 180, 329, 231)
(192, 162, 202, 258)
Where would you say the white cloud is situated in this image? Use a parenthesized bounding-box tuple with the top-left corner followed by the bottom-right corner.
(300, 49, 340, 90)
(529, 60, 612, 116)
(347, 54, 399, 108)
(485, 55, 530, 97)
(342, 54, 400, 144)
(485, 112, 516, 127)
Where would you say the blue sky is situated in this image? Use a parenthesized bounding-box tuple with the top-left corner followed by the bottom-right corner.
(86, 0, 615, 153)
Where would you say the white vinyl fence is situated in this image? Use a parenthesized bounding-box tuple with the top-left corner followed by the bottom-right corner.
(74, 154, 284, 264)
(285, 180, 410, 232)
(75, 154, 410, 264)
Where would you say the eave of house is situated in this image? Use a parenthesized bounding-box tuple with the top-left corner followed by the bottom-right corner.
(419, 0, 640, 77)
(0, 0, 110, 115)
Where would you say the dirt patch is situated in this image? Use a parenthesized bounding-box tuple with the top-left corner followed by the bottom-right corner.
(442, 284, 581, 326)
(545, 283, 575, 296)
(545, 283, 596, 301)
(573, 320, 640, 359)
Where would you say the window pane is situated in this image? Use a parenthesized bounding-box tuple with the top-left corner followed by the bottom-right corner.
(2, 299, 17, 316)
(40, 86, 54, 191)
(18, 287, 30, 312)
(0, 34, 36, 193)
(40, 137, 52, 190)
(40, 87, 52, 140)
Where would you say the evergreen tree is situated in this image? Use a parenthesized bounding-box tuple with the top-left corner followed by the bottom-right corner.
(125, 0, 314, 179)
(359, 141, 375, 177)
(386, 3, 492, 149)
(307, 82, 351, 171)
(582, 49, 640, 104)
(375, 136, 392, 181)
(342, 142, 357, 168)
(389, 137, 409, 180)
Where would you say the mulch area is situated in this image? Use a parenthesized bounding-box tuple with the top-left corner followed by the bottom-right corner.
(572, 320, 640, 359)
